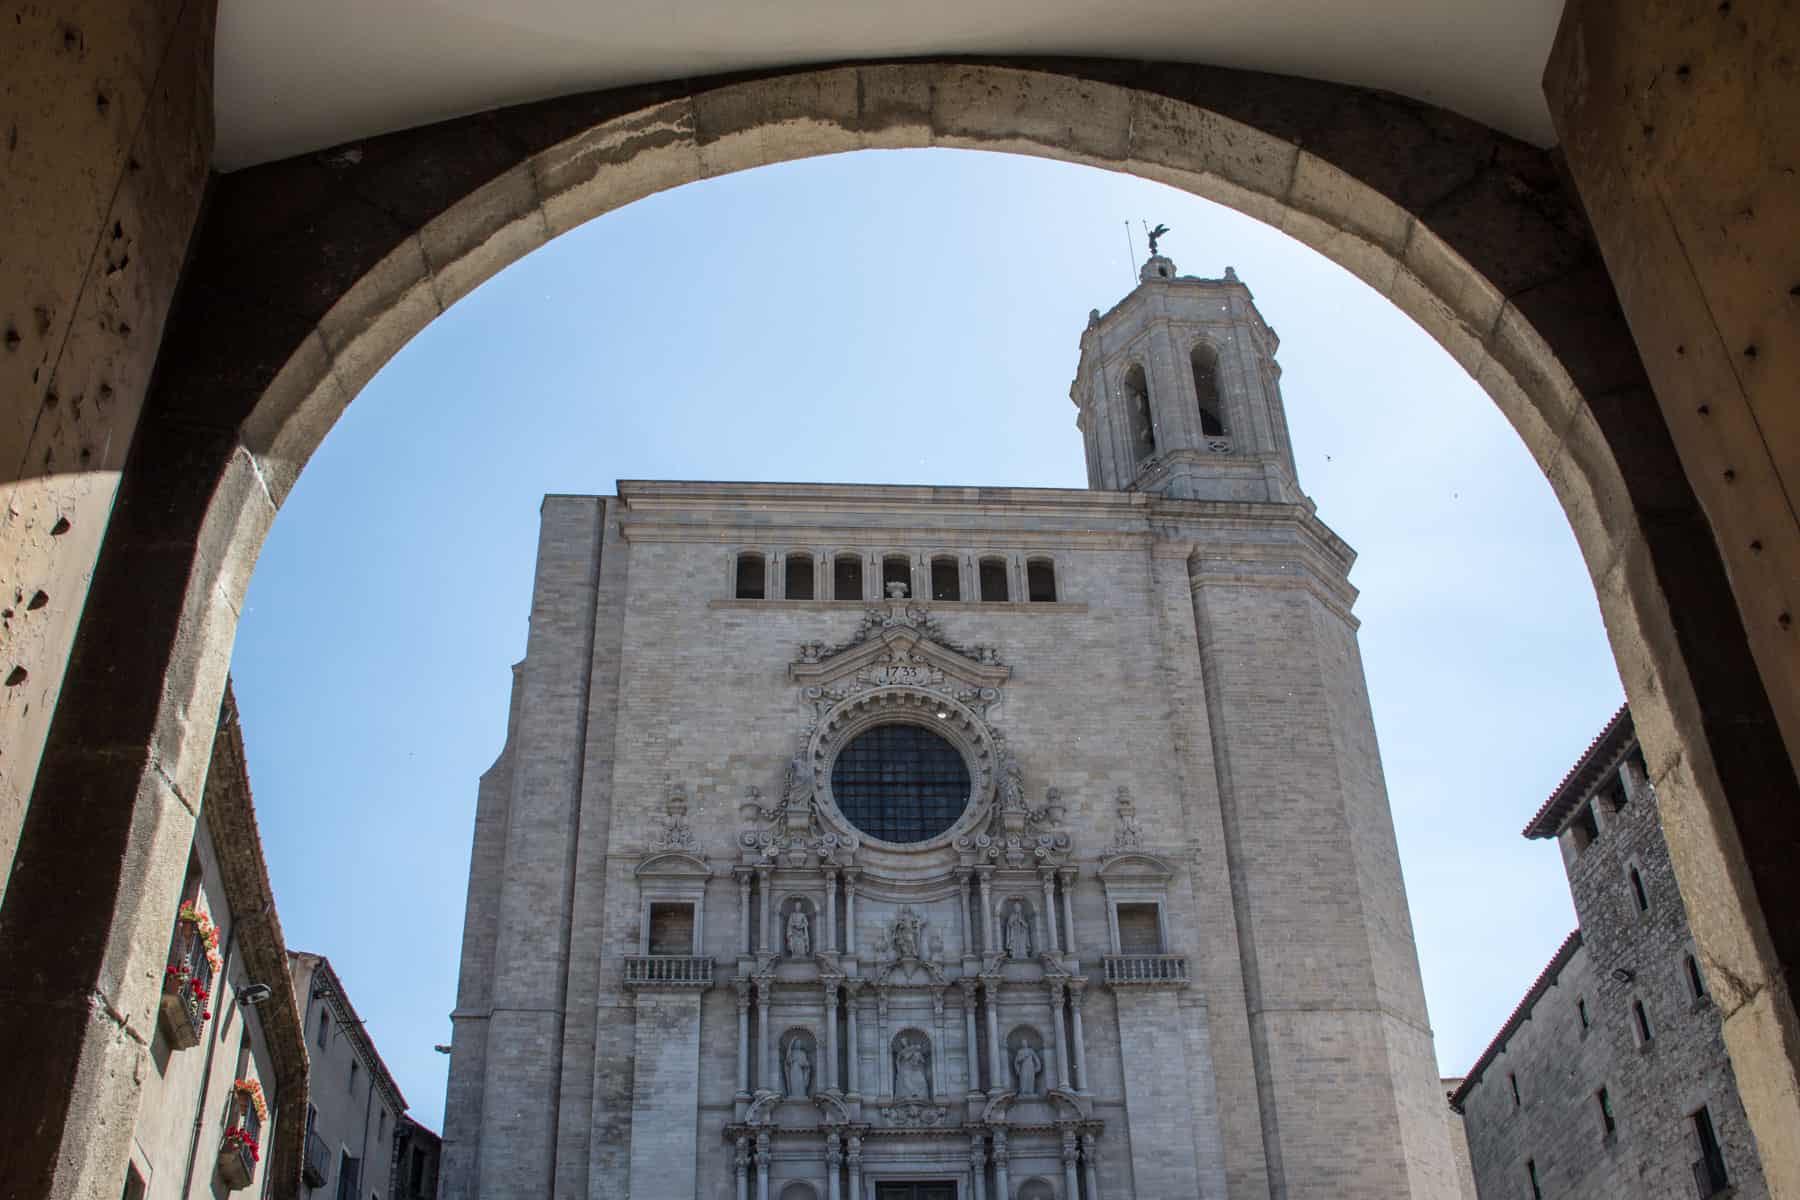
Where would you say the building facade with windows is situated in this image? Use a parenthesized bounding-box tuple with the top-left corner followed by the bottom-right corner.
(442, 256, 1457, 1199)
(289, 952, 411, 1200)
(1451, 709, 1768, 1199)
(128, 685, 308, 1200)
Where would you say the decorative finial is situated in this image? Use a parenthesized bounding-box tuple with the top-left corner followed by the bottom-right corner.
(1146, 223, 1171, 256)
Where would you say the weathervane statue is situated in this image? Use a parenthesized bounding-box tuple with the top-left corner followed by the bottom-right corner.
(1146, 222, 1171, 256)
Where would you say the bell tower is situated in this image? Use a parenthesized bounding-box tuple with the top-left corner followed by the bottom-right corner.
(1071, 253, 1301, 503)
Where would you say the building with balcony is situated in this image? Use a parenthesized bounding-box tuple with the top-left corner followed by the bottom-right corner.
(288, 952, 409, 1200)
(1451, 709, 1769, 1198)
(127, 685, 307, 1199)
(391, 1116, 442, 1200)
(440, 255, 1457, 1198)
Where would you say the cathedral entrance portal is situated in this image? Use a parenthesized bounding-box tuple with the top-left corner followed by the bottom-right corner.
(874, 1184, 955, 1200)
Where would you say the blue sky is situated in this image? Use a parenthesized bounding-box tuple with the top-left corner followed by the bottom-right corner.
(230, 148, 1623, 1130)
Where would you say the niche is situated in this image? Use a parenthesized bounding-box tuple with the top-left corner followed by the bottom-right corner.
(1005, 1026, 1047, 1098)
(996, 896, 1037, 959)
(1018, 1179, 1056, 1200)
(780, 1029, 817, 1099)
(891, 1030, 933, 1101)
(781, 896, 818, 958)
(779, 1183, 819, 1200)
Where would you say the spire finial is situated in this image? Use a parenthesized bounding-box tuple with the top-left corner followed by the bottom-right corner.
(1146, 222, 1171, 257)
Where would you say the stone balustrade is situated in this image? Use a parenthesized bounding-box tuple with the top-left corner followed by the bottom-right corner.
(1102, 954, 1189, 987)
(623, 955, 716, 989)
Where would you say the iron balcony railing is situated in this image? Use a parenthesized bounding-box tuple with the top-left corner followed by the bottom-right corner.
(622, 955, 715, 989)
(303, 1129, 330, 1187)
(1103, 954, 1190, 986)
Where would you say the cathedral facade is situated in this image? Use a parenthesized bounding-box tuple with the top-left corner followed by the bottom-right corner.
(441, 258, 1456, 1199)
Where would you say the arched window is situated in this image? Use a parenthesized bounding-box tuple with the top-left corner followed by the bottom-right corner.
(832, 553, 862, 601)
(882, 555, 912, 599)
(734, 552, 765, 600)
(978, 557, 1009, 602)
(784, 553, 814, 600)
(930, 556, 960, 601)
(1123, 363, 1155, 462)
(1192, 342, 1226, 437)
(1026, 559, 1056, 603)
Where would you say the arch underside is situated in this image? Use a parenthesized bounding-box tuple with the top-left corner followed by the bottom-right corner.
(8, 53, 1797, 1200)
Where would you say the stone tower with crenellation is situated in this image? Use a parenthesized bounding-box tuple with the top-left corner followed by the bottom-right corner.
(441, 252, 1455, 1200)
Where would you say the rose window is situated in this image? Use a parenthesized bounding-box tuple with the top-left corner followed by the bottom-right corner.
(829, 723, 971, 844)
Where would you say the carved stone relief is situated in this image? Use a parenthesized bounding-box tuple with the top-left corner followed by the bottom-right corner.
(892, 1031, 933, 1100)
(781, 1030, 816, 1099)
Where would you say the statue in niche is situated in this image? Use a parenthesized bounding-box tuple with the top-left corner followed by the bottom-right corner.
(786, 907, 812, 958)
(880, 907, 926, 961)
(1013, 1042, 1043, 1097)
(894, 1034, 932, 1100)
(784, 1037, 813, 1099)
(1003, 898, 1033, 959)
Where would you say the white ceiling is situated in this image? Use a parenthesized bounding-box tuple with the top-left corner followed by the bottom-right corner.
(213, 0, 1565, 170)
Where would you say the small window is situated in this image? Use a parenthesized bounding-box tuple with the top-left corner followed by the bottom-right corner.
(1570, 803, 1599, 850)
(1578, 997, 1590, 1029)
(1601, 775, 1628, 812)
(735, 553, 765, 600)
(1123, 363, 1155, 462)
(1191, 343, 1226, 437)
(121, 1164, 147, 1200)
(1627, 746, 1648, 781)
(882, 556, 911, 599)
(1116, 903, 1163, 954)
(1633, 999, 1653, 1044)
(833, 554, 863, 601)
(784, 555, 814, 601)
(1026, 559, 1056, 603)
(1629, 866, 1649, 913)
(648, 902, 696, 956)
(1598, 1086, 1616, 1135)
(378, 1109, 387, 1140)
(930, 557, 960, 602)
(1686, 954, 1708, 1001)
(978, 558, 1009, 602)
(1693, 1106, 1729, 1195)
(1509, 1072, 1520, 1107)
(337, 1154, 361, 1200)
(1527, 1158, 1542, 1200)
(349, 1057, 360, 1094)
(318, 1008, 329, 1049)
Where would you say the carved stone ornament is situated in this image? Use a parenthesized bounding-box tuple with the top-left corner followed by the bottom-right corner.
(882, 1100, 952, 1128)
(873, 906, 932, 963)
(651, 784, 698, 851)
(1108, 785, 1144, 855)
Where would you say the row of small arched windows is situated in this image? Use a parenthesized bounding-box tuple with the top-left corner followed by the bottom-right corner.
(1123, 342, 1228, 462)
(734, 552, 1057, 604)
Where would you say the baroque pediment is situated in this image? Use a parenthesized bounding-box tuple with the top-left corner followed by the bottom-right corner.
(790, 605, 1010, 702)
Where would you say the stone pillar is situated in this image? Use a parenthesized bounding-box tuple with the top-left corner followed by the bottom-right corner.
(955, 869, 974, 952)
(1082, 1132, 1102, 1200)
(960, 980, 983, 1095)
(824, 871, 839, 954)
(977, 869, 996, 954)
(843, 870, 860, 954)
(735, 982, 753, 1099)
(991, 1131, 1010, 1200)
(823, 984, 840, 1093)
(735, 1137, 750, 1200)
(1039, 869, 1060, 954)
(826, 1134, 843, 1200)
(877, 993, 892, 1098)
(983, 978, 1004, 1090)
(1061, 1130, 1081, 1200)
(755, 1133, 771, 1200)
(757, 980, 773, 1092)
(757, 865, 772, 957)
(1048, 982, 1072, 1090)
(737, 869, 754, 956)
(932, 991, 948, 1099)
(1068, 983, 1090, 1092)
(847, 1134, 863, 1198)
(845, 983, 863, 1097)
(969, 1135, 988, 1200)
(1057, 868, 1078, 955)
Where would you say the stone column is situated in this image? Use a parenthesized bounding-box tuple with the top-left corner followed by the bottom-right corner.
(735, 1137, 750, 1200)
(983, 977, 1004, 1090)
(932, 991, 948, 1099)
(823, 984, 840, 1093)
(844, 869, 860, 954)
(824, 871, 839, 954)
(1057, 868, 1077, 955)
(955, 869, 974, 952)
(755, 1132, 771, 1200)
(1069, 983, 1090, 1092)
(845, 983, 863, 1097)
(735, 981, 753, 1099)
(991, 1131, 1010, 1200)
(1082, 1132, 1103, 1200)
(1061, 1130, 1081, 1200)
(757, 980, 773, 1092)
(847, 1135, 863, 1198)
(959, 980, 983, 1095)
(737, 869, 754, 956)
(977, 868, 996, 954)
(968, 1135, 988, 1200)
(1048, 982, 1072, 1090)
(877, 993, 892, 1098)
(757, 865, 773, 956)
(1039, 869, 1060, 954)
(826, 1134, 843, 1200)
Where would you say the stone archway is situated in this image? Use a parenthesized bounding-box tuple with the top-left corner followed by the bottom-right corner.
(4, 58, 1796, 1199)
